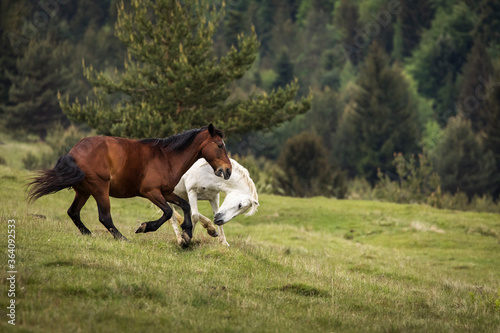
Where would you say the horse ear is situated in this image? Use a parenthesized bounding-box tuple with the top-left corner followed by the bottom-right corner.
(208, 123, 215, 136)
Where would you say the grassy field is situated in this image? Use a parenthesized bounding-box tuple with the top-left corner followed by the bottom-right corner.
(1, 139, 500, 332)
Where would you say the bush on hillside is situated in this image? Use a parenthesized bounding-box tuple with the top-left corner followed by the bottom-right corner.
(275, 131, 347, 198)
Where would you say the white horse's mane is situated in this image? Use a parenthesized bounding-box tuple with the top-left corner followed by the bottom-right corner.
(200, 158, 259, 216)
(230, 160, 259, 216)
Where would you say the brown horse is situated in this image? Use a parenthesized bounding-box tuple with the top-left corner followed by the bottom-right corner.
(27, 124, 232, 248)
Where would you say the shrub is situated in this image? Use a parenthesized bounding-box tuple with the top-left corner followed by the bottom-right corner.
(346, 177, 374, 200)
(22, 152, 40, 170)
(374, 153, 441, 205)
(370, 152, 500, 213)
(275, 131, 347, 198)
(432, 117, 498, 198)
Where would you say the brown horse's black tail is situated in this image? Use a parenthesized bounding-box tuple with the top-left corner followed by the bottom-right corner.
(27, 154, 85, 202)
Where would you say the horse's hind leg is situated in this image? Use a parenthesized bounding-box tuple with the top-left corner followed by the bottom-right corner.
(67, 190, 91, 235)
(93, 191, 128, 241)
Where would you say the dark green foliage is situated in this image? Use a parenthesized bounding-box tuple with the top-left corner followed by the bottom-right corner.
(483, 67, 500, 197)
(60, 0, 310, 138)
(276, 131, 347, 198)
(4, 37, 85, 139)
(224, 9, 245, 48)
(0, 2, 26, 119)
(457, 40, 494, 132)
(307, 88, 344, 152)
(334, 0, 361, 65)
(272, 51, 294, 89)
(254, 0, 274, 57)
(432, 116, 498, 198)
(337, 42, 420, 183)
(396, 0, 435, 58)
(374, 153, 441, 205)
(409, 3, 476, 122)
(1, 0, 499, 203)
(474, 0, 500, 46)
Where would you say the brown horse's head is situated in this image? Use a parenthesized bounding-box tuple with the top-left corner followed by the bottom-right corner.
(201, 124, 232, 180)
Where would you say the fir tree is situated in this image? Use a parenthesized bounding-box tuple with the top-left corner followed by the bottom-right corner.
(457, 40, 494, 132)
(334, 0, 361, 65)
(272, 51, 294, 90)
(409, 3, 476, 122)
(60, 0, 310, 138)
(483, 64, 500, 198)
(432, 116, 498, 198)
(337, 42, 420, 183)
(397, 0, 435, 58)
(255, 0, 274, 58)
(474, 0, 500, 46)
(224, 9, 245, 48)
(4, 37, 86, 138)
(276, 131, 346, 198)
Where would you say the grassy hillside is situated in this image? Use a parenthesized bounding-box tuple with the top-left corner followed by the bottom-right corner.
(0, 140, 499, 332)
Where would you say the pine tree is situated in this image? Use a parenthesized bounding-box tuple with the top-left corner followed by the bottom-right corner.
(272, 51, 294, 90)
(0, 2, 29, 121)
(334, 0, 361, 65)
(408, 3, 476, 122)
(276, 131, 346, 198)
(337, 42, 420, 183)
(474, 0, 500, 46)
(60, 0, 310, 138)
(224, 9, 245, 48)
(483, 63, 500, 198)
(4, 37, 86, 138)
(432, 116, 498, 198)
(254, 0, 274, 58)
(457, 40, 494, 132)
(397, 0, 435, 58)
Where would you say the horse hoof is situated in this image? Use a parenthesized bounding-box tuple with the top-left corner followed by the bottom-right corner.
(180, 232, 191, 248)
(135, 222, 147, 233)
(208, 229, 218, 238)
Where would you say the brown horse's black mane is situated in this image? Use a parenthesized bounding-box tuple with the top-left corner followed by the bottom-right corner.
(140, 126, 224, 151)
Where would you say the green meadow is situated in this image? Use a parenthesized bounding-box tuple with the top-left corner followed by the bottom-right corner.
(0, 139, 499, 332)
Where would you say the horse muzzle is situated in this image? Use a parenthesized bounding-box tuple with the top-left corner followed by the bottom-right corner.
(215, 167, 231, 180)
(213, 212, 226, 225)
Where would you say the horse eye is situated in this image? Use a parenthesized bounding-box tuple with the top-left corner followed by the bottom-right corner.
(238, 203, 242, 209)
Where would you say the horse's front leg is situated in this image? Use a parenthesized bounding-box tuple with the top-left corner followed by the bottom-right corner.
(188, 190, 218, 238)
(135, 189, 173, 233)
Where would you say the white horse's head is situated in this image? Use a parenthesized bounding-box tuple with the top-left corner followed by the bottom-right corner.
(213, 192, 259, 226)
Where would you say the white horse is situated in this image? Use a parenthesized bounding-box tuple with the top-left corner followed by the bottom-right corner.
(169, 158, 259, 246)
